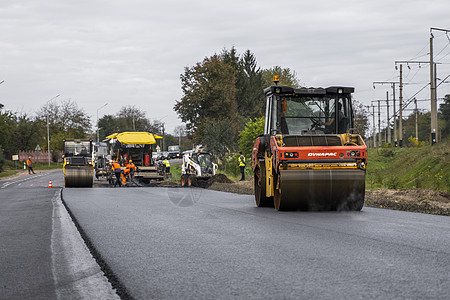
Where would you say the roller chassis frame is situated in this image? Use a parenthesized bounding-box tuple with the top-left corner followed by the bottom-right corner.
(252, 134, 367, 211)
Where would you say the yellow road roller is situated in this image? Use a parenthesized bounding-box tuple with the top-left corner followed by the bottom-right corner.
(252, 81, 367, 211)
(63, 139, 94, 187)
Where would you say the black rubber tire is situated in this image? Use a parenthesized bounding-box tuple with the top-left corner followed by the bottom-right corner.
(254, 164, 273, 207)
(181, 175, 187, 187)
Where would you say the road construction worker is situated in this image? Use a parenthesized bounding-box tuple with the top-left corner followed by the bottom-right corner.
(80, 146, 88, 156)
(26, 156, 36, 174)
(124, 160, 136, 181)
(320, 102, 346, 133)
(110, 160, 125, 187)
(163, 158, 170, 174)
(238, 151, 246, 181)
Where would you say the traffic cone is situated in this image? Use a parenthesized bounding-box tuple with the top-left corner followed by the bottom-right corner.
(48, 180, 53, 188)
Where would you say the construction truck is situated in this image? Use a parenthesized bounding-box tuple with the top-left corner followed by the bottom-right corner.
(252, 80, 367, 211)
(168, 145, 181, 159)
(93, 142, 109, 179)
(106, 132, 165, 184)
(181, 151, 218, 187)
(63, 139, 94, 187)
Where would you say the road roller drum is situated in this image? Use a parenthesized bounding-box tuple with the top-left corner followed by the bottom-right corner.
(63, 139, 94, 188)
(274, 169, 365, 211)
(64, 165, 94, 187)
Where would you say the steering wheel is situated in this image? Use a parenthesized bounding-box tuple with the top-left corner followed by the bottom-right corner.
(310, 117, 321, 129)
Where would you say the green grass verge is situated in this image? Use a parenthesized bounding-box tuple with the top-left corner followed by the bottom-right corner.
(0, 170, 20, 178)
(1, 161, 63, 177)
(166, 161, 247, 183)
(366, 140, 450, 192)
(170, 163, 182, 182)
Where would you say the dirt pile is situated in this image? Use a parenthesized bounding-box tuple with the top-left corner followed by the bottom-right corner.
(365, 188, 450, 216)
(207, 175, 253, 194)
(206, 174, 234, 185)
(206, 175, 450, 216)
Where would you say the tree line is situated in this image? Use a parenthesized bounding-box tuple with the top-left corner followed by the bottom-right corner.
(0, 101, 184, 169)
(0, 99, 90, 158)
(173, 47, 377, 158)
(173, 47, 300, 158)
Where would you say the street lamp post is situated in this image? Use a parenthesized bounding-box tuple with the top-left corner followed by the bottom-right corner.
(96, 103, 108, 142)
(46, 94, 61, 167)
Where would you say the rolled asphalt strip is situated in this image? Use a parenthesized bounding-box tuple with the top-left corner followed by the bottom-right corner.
(51, 189, 119, 299)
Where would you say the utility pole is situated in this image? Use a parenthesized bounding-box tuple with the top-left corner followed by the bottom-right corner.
(373, 81, 398, 146)
(414, 98, 419, 141)
(392, 83, 397, 146)
(394, 60, 436, 146)
(399, 64, 403, 147)
(161, 123, 165, 151)
(378, 100, 381, 146)
(430, 34, 437, 145)
(96, 102, 108, 143)
(372, 105, 376, 148)
(428, 28, 450, 144)
(45, 94, 61, 167)
(386, 91, 391, 145)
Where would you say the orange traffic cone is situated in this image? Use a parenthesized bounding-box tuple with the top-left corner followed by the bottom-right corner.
(48, 180, 53, 188)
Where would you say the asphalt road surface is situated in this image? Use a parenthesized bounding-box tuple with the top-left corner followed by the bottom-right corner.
(0, 170, 118, 300)
(62, 185, 450, 299)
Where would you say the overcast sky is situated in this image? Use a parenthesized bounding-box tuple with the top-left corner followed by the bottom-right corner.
(1, 0, 449, 133)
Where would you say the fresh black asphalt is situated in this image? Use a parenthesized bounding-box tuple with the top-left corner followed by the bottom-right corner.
(63, 186, 450, 299)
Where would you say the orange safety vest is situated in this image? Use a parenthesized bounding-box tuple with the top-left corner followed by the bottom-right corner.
(26, 159, 32, 166)
(111, 162, 121, 170)
(126, 163, 136, 171)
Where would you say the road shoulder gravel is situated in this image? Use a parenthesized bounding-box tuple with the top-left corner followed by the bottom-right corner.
(207, 177, 450, 216)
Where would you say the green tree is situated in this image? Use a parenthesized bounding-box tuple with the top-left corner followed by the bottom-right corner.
(201, 118, 238, 159)
(439, 94, 450, 139)
(174, 54, 238, 142)
(353, 101, 369, 139)
(0, 145, 4, 171)
(403, 112, 431, 143)
(116, 105, 151, 132)
(162, 134, 178, 151)
(262, 66, 301, 88)
(12, 113, 42, 152)
(98, 114, 123, 139)
(239, 50, 265, 119)
(36, 99, 91, 151)
(238, 117, 265, 158)
(148, 119, 165, 136)
(0, 108, 16, 156)
(0, 107, 43, 158)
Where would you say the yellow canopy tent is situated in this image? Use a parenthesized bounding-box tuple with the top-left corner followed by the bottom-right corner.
(105, 132, 157, 144)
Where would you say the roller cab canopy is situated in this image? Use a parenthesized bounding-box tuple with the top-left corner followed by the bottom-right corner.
(106, 132, 162, 144)
(263, 85, 356, 135)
